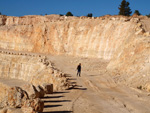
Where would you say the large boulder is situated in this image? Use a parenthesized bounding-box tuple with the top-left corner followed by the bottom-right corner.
(22, 98, 44, 112)
(0, 86, 29, 108)
(1, 98, 44, 113)
(21, 84, 45, 99)
(21, 84, 39, 99)
(35, 85, 45, 98)
(41, 83, 53, 94)
(0, 83, 44, 113)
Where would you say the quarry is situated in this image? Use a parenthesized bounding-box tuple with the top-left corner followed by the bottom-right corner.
(0, 14, 149, 113)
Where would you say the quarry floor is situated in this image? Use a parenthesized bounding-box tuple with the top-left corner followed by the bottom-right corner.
(41, 55, 150, 113)
(1, 55, 150, 113)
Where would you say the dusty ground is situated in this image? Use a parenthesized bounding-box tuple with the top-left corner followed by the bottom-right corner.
(40, 55, 150, 113)
(0, 54, 150, 113)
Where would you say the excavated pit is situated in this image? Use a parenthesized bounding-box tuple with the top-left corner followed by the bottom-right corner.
(0, 15, 150, 113)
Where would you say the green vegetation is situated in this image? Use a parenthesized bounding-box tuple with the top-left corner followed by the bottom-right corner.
(59, 14, 64, 16)
(134, 10, 141, 15)
(118, 0, 132, 16)
(66, 12, 73, 16)
(87, 13, 93, 17)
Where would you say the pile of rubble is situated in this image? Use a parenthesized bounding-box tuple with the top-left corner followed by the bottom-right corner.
(0, 82, 53, 113)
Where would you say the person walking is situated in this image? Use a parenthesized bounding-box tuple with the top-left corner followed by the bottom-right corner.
(77, 63, 81, 77)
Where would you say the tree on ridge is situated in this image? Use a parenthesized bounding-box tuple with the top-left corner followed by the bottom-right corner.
(134, 10, 141, 16)
(87, 13, 93, 17)
(66, 12, 73, 16)
(118, 0, 132, 16)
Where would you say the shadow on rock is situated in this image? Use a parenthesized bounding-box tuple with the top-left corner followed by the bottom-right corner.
(42, 96, 64, 99)
(41, 111, 72, 113)
(44, 100, 71, 103)
(53, 91, 69, 94)
(44, 104, 62, 108)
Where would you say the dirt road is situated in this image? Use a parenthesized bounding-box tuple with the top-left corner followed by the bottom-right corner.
(42, 55, 150, 113)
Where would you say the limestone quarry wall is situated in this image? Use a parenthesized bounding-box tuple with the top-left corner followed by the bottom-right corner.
(107, 31, 150, 89)
(0, 53, 44, 81)
(0, 15, 142, 60)
(107, 18, 150, 89)
(0, 51, 68, 90)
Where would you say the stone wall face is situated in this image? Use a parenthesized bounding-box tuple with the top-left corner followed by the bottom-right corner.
(107, 18, 150, 89)
(0, 54, 43, 81)
(0, 15, 138, 60)
(107, 36, 150, 88)
(0, 53, 68, 91)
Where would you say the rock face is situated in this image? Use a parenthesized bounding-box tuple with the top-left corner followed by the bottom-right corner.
(107, 18, 150, 89)
(0, 52, 69, 91)
(0, 14, 149, 90)
(0, 82, 44, 112)
(0, 15, 141, 60)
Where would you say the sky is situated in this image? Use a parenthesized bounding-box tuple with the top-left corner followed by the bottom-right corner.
(0, 0, 150, 17)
